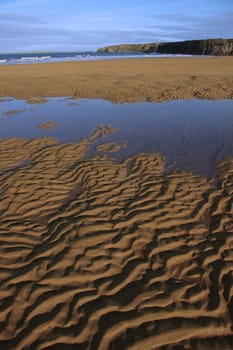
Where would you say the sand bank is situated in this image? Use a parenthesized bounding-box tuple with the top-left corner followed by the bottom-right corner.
(0, 125, 233, 349)
(0, 57, 232, 102)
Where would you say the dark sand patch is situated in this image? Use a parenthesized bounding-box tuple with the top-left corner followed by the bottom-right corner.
(39, 120, 57, 130)
(2, 109, 27, 117)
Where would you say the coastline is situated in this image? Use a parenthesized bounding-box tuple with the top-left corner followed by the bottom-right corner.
(0, 56, 232, 102)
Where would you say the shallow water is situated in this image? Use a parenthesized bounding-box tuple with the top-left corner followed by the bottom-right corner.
(0, 51, 192, 65)
(0, 98, 232, 177)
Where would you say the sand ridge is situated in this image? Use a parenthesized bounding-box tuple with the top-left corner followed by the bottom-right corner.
(0, 127, 233, 349)
(96, 142, 127, 153)
(39, 121, 58, 130)
(0, 57, 232, 102)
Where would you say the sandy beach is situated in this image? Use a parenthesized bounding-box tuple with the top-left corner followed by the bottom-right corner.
(0, 57, 233, 349)
(0, 57, 232, 102)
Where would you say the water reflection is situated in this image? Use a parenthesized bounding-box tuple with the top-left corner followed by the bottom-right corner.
(0, 98, 232, 177)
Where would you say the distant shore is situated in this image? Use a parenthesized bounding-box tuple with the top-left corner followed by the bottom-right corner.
(0, 56, 232, 102)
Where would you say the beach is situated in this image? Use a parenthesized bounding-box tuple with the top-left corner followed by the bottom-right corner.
(0, 57, 233, 349)
(0, 57, 232, 102)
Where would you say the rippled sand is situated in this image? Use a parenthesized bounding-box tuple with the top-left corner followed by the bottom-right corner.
(0, 125, 232, 349)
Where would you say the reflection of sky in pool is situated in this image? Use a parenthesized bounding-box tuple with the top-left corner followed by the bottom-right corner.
(0, 98, 232, 177)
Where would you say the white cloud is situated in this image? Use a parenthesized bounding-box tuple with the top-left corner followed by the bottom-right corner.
(0, 12, 44, 23)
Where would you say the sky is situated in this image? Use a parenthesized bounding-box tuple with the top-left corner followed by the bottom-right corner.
(0, 0, 232, 53)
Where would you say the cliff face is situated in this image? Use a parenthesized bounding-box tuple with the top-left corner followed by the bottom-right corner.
(98, 43, 159, 53)
(98, 39, 233, 56)
(157, 39, 233, 55)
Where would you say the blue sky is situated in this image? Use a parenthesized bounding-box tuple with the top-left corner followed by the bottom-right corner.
(0, 0, 232, 52)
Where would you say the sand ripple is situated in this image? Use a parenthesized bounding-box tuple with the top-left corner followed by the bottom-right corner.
(0, 128, 233, 349)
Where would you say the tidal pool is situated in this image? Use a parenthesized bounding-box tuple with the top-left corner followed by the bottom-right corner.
(0, 97, 232, 177)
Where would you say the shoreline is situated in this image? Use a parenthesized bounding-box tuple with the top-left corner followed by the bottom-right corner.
(0, 56, 232, 102)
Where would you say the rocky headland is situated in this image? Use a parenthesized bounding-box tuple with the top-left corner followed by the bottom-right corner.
(98, 38, 233, 55)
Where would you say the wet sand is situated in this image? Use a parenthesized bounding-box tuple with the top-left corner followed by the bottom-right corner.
(0, 57, 232, 102)
(0, 125, 233, 349)
(39, 120, 57, 130)
(0, 58, 233, 349)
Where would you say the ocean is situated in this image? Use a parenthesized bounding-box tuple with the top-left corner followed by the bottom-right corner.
(0, 51, 191, 65)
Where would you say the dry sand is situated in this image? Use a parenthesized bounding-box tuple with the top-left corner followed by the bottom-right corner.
(0, 57, 232, 102)
(0, 58, 233, 349)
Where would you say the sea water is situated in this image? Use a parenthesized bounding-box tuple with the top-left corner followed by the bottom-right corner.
(0, 51, 192, 65)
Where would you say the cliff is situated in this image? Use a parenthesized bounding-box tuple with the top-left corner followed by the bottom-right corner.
(98, 43, 159, 53)
(98, 39, 233, 56)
